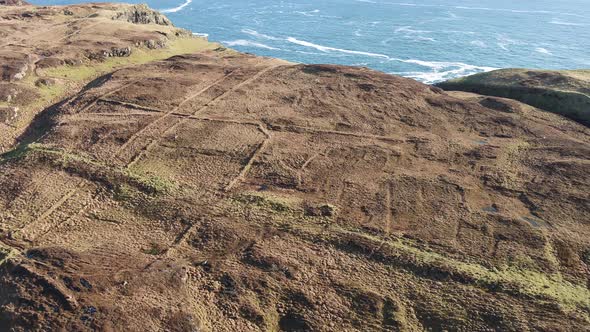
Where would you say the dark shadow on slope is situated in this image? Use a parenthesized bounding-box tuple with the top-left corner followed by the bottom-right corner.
(0, 73, 114, 162)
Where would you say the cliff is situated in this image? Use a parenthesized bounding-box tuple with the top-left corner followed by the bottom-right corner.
(0, 3, 589, 332)
(436, 69, 590, 126)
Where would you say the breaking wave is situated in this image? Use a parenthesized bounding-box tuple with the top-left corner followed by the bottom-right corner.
(241, 29, 281, 40)
(549, 19, 587, 26)
(223, 39, 280, 50)
(535, 48, 552, 55)
(161, 0, 192, 13)
(286, 37, 391, 59)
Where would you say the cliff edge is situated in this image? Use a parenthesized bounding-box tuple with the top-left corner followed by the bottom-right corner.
(436, 69, 590, 126)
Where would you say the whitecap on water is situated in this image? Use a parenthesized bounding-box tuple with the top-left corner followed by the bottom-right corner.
(222, 40, 280, 50)
(286, 37, 392, 59)
(535, 47, 552, 55)
(161, 0, 192, 13)
(241, 29, 281, 40)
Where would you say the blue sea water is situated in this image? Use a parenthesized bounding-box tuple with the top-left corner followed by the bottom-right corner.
(31, 0, 590, 83)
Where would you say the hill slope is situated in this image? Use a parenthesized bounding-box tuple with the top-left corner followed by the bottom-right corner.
(1, 3, 590, 332)
(436, 69, 590, 126)
(0, 2, 218, 152)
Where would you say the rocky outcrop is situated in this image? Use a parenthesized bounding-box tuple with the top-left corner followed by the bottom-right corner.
(0, 84, 19, 102)
(135, 39, 167, 49)
(112, 4, 172, 25)
(0, 0, 29, 6)
(0, 106, 18, 123)
(1, 59, 29, 82)
(88, 46, 132, 60)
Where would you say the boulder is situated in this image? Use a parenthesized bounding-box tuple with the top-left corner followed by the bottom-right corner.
(35, 78, 57, 87)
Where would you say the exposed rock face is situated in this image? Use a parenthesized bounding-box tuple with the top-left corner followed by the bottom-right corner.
(437, 69, 590, 126)
(0, 0, 29, 6)
(0, 54, 31, 82)
(112, 4, 172, 25)
(88, 46, 132, 60)
(135, 39, 167, 49)
(34, 78, 56, 87)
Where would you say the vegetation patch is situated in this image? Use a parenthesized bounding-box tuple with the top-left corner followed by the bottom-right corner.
(0, 246, 17, 268)
(293, 223, 590, 313)
(233, 192, 297, 214)
(142, 242, 165, 255)
(43, 37, 218, 82)
(5, 143, 177, 195)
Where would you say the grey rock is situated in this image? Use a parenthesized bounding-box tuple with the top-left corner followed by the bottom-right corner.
(112, 4, 172, 26)
(0, 106, 19, 124)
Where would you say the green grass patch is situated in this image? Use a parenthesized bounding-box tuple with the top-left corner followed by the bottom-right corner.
(0, 245, 18, 268)
(125, 167, 177, 194)
(142, 242, 165, 255)
(0, 142, 34, 164)
(3, 143, 176, 195)
(350, 228, 590, 312)
(282, 221, 590, 314)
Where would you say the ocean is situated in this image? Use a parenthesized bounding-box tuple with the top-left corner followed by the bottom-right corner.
(30, 0, 590, 83)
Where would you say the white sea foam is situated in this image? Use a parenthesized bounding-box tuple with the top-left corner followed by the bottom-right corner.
(241, 29, 280, 40)
(385, 2, 584, 17)
(392, 59, 497, 83)
(394, 26, 435, 42)
(192, 32, 209, 38)
(392, 63, 496, 84)
(161, 0, 192, 13)
(549, 19, 587, 26)
(535, 47, 552, 55)
(470, 40, 487, 48)
(408, 36, 435, 42)
(286, 37, 391, 59)
(395, 26, 432, 34)
(294, 9, 320, 17)
(496, 35, 518, 51)
(223, 40, 280, 50)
